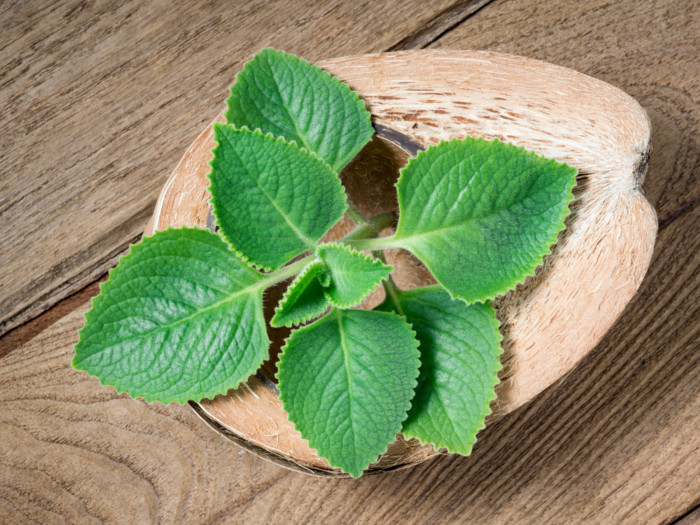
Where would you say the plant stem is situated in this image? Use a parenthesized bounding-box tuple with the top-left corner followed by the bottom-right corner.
(382, 277, 404, 316)
(345, 235, 400, 251)
(260, 211, 396, 291)
(341, 212, 396, 244)
(345, 201, 369, 226)
(260, 255, 314, 288)
(368, 212, 396, 234)
(374, 248, 404, 313)
(373, 249, 387, 264)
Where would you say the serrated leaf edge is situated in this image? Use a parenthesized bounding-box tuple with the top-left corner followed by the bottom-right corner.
(270, 259, 331, 328)
(276, 309, 421, 477)
(399, 298, 504, 456)
(72, 226, 269, 405)
(316, 241, 394, 309)
(207, 124, 348, 272)
(394, 136, 578, 305)
(225, 47, 374, 172)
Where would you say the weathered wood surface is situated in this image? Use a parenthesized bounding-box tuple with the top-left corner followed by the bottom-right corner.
(435, 0, 700, 228)
(1, 0, 698, 522)
(1, 206, 697, 523)
(0, 0, 476, 336)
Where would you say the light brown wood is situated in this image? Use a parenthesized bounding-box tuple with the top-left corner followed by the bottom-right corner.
(0, 0, 474, 337)
(677, 508, 700, 525)
(1, 0, 698, 521)
(145, 50, 656, 475)
(0, 207, 696, 523)
(434, 0, 700, 228)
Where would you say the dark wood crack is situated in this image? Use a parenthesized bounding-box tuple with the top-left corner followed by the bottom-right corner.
(388, 0, 494, 50)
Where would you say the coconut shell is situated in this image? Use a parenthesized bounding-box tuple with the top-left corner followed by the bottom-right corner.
(144, 50, 656, 476)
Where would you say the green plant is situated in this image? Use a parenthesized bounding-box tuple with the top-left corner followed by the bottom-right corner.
(73, 48, 577, 478)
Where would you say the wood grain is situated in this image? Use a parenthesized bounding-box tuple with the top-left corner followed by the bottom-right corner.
(0, 276, 105, 360)
(434, 0, 700, 227)
(0, 205, 696, 523)
(388, 0, 493, 51)
(0, 0, 478, 336)
(677, 507, 700, 525)
(1, 0, 698, 522)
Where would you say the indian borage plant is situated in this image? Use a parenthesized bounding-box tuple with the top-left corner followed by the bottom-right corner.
(73, 48, 577, 477)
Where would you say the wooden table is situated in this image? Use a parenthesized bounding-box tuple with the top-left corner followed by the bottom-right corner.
(1, 1, 698, 523)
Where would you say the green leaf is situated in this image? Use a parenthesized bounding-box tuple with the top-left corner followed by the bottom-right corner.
(73, 228, 270, 404)
(277, 309, 420, 477)
(209, 124, 347, 270)
(392, 137, 577, 303)
(316, 242, 393, 308)
(226, 48, 374, 172)
(377, 286, 501, 454)
(271, 261, 331, 328)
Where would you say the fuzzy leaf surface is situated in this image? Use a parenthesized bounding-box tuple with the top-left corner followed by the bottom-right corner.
(378, 286, 501, 454)
(73, 228, 270, 404)
(209, 124, 347, 270)
(316, 243, 393, 308)
(393, 137, 577, 303)
(271, 261, 330, 328)
(226, 48, 373, 172)
(277, 309, 420, 477)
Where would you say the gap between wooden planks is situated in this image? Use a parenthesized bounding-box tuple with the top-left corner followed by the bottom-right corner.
(0, 0, 492, 337)
(0, 205, 697, 523)
(2, 0, 698, 360)
(1, 0, 699, 522)
(2, 0, 698, 340)
(0, 0, 494, 352)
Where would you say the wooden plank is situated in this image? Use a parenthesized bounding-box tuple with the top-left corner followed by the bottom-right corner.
(388, 0, 493, 50)
(0, 205, 696, 524)
(432, 0, 700, 225)
(2, 0, 698, 522)
(0, 0, 476, 336)
(0, 277, 104, 360)
(676, 507, 700, 525)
